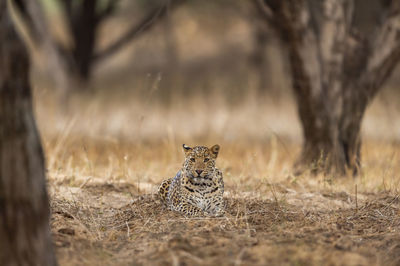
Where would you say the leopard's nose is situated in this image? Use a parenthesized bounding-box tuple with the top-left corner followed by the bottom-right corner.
(195, 170, 203, 175)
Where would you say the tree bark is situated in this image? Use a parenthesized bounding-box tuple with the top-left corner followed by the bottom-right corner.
(260, 0, 400, 175)
(0, 1, 56, 265)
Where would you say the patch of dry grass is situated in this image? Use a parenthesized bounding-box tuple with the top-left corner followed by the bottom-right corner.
(34, 88, 400, 265)
(49, 183, 400, 265)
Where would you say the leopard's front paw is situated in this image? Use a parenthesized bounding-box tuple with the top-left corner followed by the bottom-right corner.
(210, 208, 225, 217)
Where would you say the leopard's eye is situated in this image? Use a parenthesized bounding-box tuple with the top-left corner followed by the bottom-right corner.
(190, 158, 195, 162)
(204, 158, 209, 162)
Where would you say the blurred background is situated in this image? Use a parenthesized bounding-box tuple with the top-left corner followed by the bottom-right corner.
(29, 0, 399, 145)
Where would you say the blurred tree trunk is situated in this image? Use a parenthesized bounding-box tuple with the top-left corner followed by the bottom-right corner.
(16, 0, 185, 92)
(60, 0, 186, 84)
(0, 1, 56, 265)
(69, 0, 98, 80)
(258, 0, 400, 175)
(14, 0, 119, 89)
(60, 0, 117, 83)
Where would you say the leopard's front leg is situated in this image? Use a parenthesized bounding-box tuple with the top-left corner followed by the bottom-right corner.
(212, 170, 225, 217)
(158, 178, 173, 204)
(176, 202, 206, 217)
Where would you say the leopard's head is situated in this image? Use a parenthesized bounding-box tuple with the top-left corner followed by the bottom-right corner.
(182, 144, 220, 179)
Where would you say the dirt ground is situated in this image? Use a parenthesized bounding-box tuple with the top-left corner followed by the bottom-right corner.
(50, 183, 400, 266)
(46, 140, 400, 266)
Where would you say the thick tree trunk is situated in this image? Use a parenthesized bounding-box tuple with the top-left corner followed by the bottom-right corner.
(295, 83, 365, 175)
(0, 1, 56, 265)
(260, 0, 400, 175)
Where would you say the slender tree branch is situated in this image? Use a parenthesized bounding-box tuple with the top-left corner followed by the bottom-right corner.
(252, 0, 274, 24)
(12, 0, 70, 93)
(363, 0, 400, 96)
(93, 0, 186, 64)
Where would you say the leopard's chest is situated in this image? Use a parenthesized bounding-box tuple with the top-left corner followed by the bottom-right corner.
(181, 178, 219, 209)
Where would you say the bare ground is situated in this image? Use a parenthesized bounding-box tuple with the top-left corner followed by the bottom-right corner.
(50, 179, 400, 266)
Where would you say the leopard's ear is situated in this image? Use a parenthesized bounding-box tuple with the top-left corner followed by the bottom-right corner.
(182, 144, 192, 154)
(210, 144, 220, 159)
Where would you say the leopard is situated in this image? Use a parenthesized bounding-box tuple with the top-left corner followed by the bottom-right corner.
(158, 144, 224, 217)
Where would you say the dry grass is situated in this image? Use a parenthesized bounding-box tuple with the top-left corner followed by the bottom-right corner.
(50, 191, 400, 266)
(33, 88, 400, 266)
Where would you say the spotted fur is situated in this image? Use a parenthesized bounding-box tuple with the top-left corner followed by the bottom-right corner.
(158, 144, 224, 217)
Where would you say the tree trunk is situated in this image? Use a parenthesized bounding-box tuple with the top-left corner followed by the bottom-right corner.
(0, 1, 56, 265)
(69, 0, 99, 82)
(294, 82, 365, 175)
(260, 0, 400, 175)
